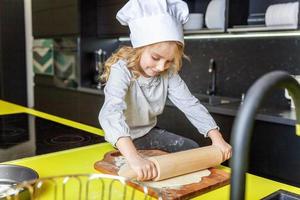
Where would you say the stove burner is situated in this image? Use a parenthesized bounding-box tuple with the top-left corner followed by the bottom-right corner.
(0, 127, 26, 137)
(44, 134, 91, 145)
(0, 127, 27, 144)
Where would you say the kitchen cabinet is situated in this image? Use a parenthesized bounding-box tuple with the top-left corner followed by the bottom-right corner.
(34, 85, 80, 122)
(32, 0, 80, 38)
(0, 0, 27, 106)
(96, 0, 129, 37)
(249, 121, 300, 187)
(32, 0, 129, 38)
(32, 0, 100, 38)
(78, 91, 104, 128)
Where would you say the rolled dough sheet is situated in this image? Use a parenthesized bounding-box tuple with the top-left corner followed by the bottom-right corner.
(141, 169, 211, 189)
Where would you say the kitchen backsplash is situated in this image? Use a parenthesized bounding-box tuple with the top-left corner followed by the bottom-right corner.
(181, 37, 300, 97)
(53, 38, 78, 87)
(33, 38, 79, 88)
(33, 39, 54, 76)
(179, 37, 300, 108)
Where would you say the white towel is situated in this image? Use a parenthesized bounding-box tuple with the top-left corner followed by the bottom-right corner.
(205, 0, 226, 29)
(265, 2, 299, 27)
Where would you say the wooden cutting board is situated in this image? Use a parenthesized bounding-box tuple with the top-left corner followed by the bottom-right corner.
(94, 150, 230, 200)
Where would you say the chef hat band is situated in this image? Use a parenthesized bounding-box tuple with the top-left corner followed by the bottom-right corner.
(116, 0, 189, 48)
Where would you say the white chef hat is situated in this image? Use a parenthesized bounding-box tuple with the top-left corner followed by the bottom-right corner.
(116, 0, 189, 48)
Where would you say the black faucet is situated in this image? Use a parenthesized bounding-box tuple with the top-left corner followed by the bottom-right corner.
(206, 58, 217, 96)
(230, 71, 300, 200)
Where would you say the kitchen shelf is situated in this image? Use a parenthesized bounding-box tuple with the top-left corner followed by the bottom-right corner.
(228, 24, 298, 33)
(184, 28, 225, 34)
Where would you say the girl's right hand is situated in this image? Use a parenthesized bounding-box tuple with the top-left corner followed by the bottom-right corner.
(128, 155, 158, 181)
(115, 137, 157, 181)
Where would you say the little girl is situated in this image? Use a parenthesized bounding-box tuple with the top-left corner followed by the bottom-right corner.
(99, 0, 232, 181)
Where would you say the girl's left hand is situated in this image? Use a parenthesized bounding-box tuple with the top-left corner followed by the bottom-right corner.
(208, 129, 232, 161)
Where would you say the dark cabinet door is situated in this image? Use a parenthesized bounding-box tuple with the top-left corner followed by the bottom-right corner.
(32, 0, 128, 38)
(34, 84, 105, 127)
(32, 0, 76, 11)
(97, 0, 129, 37)
(32, 0, 80, 38)
(34, 85, 80, 122)
(79, 92, 104, 128)
(0, 0, 27, 106)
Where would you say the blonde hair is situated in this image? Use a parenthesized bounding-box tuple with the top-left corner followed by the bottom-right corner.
(101, 41, 187, 82)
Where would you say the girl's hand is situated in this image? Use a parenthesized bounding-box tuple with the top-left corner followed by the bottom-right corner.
(116, 137, 158, 181)
(208, 129, 232, 161)
(127, 154, 158, 181)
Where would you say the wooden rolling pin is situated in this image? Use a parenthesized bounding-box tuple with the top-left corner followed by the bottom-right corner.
(118, 145, 223, 181)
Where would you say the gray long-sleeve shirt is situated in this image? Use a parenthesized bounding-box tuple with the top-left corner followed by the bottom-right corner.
(99, 60, 218, 146)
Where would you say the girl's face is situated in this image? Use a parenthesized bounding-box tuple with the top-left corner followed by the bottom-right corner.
(139, 42, 177, 77)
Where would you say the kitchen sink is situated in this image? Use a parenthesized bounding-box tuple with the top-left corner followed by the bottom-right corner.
(261, 190, 300, 200)
(197, 94, 240, 106)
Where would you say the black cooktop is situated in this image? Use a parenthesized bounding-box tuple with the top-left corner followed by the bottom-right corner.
(0, 113, 105, 162)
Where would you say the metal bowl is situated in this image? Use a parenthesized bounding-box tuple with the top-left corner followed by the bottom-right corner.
(0, 164, 38, 196)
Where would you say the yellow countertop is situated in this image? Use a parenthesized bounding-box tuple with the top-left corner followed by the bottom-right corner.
(1, 100, 300, 199)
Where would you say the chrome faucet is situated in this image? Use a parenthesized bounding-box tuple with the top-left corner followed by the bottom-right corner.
(206, 58, 217, 96)
(230, 71, 300, 200)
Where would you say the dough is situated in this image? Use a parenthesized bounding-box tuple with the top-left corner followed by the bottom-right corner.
(114, 156, 126, 168)
(141, 170, 211, 189)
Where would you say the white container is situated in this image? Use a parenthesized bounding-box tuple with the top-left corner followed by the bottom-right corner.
(284, 75, 300, 109)
(183, 13, 204, 30)
(265, 2, 299, 27)
(205, 0, 226, 29)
